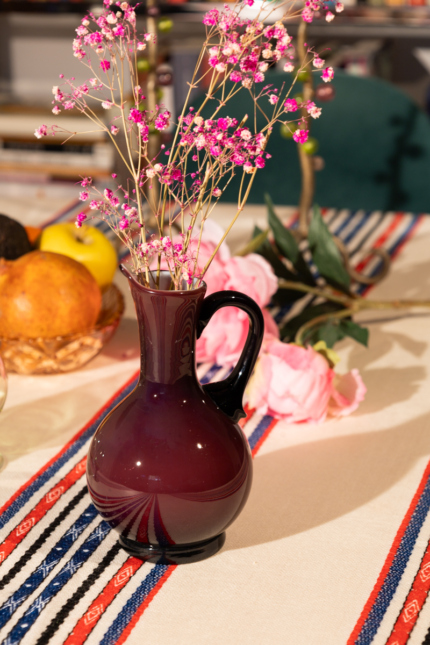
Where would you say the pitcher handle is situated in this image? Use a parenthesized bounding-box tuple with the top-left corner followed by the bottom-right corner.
(197, 290, 265, 423)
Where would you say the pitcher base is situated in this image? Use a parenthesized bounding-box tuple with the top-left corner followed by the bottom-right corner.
(118, 533, 226, 564)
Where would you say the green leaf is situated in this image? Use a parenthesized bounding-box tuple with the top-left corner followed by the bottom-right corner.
(252, 226, 300, 284)
(312, 321, 346, 348)
(338, 319, 369, 347)
(235, 228, 269, 256)
(308, 205, 351, 290)
(279, 302, 344, 342)
(265, 194, 301, 264)
(264, 194, 315, 285)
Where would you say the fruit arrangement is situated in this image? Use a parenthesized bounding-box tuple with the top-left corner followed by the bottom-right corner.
(0, 214, 123, 374)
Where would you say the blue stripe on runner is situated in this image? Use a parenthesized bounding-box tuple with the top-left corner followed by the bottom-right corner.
(331, 209, 359, 238)
(99, 564, 169, 645)
(385, 214, 420, 258)
(347, 211, 385, 258)
(2, 521, 111, 645)
(341, 211, 369, 246)
(355, 214, 420, 296)
(0, 379, 138, 531)
(247, 415, 274, 451)
(355, 472, 430, 645)
(200, 365, 223, 385)
(0, 502, 97, 629)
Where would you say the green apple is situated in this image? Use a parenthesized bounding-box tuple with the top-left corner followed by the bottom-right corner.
(38, 223, 118, 288)
(158, 17, 173, 33)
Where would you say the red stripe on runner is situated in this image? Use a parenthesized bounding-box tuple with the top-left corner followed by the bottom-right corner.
(115, 565, 177, 645)
(251, 418, 279, 457)
(354, 213, 404, 275)
(63, 556, 145, 645)
(238, 404, 254, 429)
(386, 535, 430, 645)
(0, 456, 87, 565)
(347, 458, 430, 644)
(360, 215, 424, 298)
(0, 370, 139, 519)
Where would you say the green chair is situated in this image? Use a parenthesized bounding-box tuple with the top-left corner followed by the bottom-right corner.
(191, 70, 430, 212)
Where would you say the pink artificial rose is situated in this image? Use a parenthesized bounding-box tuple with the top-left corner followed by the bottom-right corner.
(221, 254, 278, 309)
(247, 340, 366, 422)
(196, 251, 279, 366)
(328, 369, 367, 417)
(196, 307, 278, 367)
(247, 340, 334, 422)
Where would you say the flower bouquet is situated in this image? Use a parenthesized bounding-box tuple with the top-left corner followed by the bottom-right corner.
(34, 0, 367, 427)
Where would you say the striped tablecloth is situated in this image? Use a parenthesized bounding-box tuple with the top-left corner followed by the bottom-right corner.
(1, 185, 430, 645)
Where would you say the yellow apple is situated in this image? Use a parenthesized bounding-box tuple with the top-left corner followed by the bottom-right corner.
(0, 251, 102, 338)
(39, 223, 118, 288)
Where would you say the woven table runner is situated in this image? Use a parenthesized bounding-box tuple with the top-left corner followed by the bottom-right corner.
(0, 208, 426, 645)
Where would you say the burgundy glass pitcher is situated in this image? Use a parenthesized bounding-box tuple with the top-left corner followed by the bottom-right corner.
(86, 268, 264, 564)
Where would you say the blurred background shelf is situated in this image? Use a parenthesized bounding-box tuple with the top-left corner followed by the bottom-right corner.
(1, 0, 430, 183)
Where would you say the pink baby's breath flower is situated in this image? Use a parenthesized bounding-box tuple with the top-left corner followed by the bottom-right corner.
(89, 200, 99, 210)
(293, 128, 309, 144)
(302, 6, 314, 22)
(80, 177, 92, 187)
(113, 24, 125, 37)
(255, 156, 265, 169)
(213, 188, 222, 197)
(154, 111, 170, 131)
(240, 128, 252, 140)
(325, 11, 335, 22)
(244, 0, 254, 5)
(100, 59, 111, 72)
(102, 101, 113, 109)
(146, 168, 156, 178)
(52, 106, 61, 115)
(313, 56, 324, 69)
(254, 72, 265, 83)
(64, 101, 75, 110)
(75, 212, 87, 228)
(202, 8, 219, 26)
(244, 162, 254, 173)
(284, 98, 298, 112)
(306, 101, 322, 119)
(230, 71, 242, 83)
(128, 108, 143, 123)
(137, 42, 146, 51)
(283, 63, 294, 72)
(34, 125, 48, 139)
(336, 1, 344, 10)
(322, 67, 335, 83)
(79, 191, 89, 201)
(111, 125, 119, 135)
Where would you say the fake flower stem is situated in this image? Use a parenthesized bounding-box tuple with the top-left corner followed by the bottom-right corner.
(278, 279, 430, 345)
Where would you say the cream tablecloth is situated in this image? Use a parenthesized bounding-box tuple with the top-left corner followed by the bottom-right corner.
(0, 182, 430, 645)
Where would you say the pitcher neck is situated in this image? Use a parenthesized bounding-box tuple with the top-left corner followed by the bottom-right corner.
(123, 268, 206, 386)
